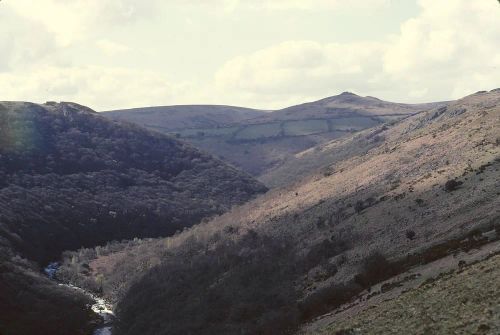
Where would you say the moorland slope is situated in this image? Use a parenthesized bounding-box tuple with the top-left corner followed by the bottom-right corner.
(104, 93, 444, 177)
(62, 89, 499, 334)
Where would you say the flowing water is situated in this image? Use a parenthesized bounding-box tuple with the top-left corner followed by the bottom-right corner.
(44, 263, 114, 335)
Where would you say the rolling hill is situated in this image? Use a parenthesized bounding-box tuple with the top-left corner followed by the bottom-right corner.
(61, 89, 499, 334)
(0, 101, 266, 335)
(103, 93, 445, 177)
(246, 91, 442, 122)
(103, 104, 266, 131)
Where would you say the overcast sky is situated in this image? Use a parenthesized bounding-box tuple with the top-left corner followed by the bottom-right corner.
(1, 0, 499, 111)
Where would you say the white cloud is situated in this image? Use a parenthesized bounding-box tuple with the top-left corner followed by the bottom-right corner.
(96, 40, 130, 56)
(213, 0, 500, 107)
(213, 0, 390, 12)
(0, 0, 178, 110)
(214, 40, 384, 106)
(0, 7, 58, 71)
(167, 0, 390, 17)
(244, 0, 390, 11)
(0, 65, 195, 110)
(5, 0, 160, 45)
(0, 0, 498, 110)
(382, 0, 500, 100)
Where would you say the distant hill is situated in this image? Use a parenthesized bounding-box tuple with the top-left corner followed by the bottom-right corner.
(104, 104, 266, 131)
(103, 93, 446, 177)
(0, 101, 266, 335)
(63, 89, 499, 335)
(248, 91, 442, 123)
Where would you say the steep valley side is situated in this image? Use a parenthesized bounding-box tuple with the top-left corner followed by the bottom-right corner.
(62, 90, 499, 335)
(0, 101, 266, 335)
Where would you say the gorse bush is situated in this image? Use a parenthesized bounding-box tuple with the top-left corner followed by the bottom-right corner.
(299, 281, 362, 321)
(303, 237, 349, 269)
(444, 179, 462, 192)
(354, 252, 402, 288)
(406, 230, 416, 240)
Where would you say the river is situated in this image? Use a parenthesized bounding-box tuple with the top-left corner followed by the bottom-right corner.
(44, 262, 114, 335)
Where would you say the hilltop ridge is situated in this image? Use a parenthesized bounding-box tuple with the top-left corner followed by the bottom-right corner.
(104, 92, 446, 177)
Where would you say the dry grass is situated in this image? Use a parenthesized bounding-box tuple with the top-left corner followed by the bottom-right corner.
(316, 252, 500, 335)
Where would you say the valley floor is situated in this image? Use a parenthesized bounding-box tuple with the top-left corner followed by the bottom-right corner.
(304, 242, 500, 335)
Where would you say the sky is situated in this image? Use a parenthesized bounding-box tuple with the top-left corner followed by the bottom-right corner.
(0, 0, 499, 111)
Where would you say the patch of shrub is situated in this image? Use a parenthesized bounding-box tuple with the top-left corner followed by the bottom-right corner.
(354, 252, 402, 288)
(405, 230, 416, 240)
(353, 197, 377, 213)
(444, 179, 462, 192)
(303, 237, 349, 269)
(414, 198, 425, 206)
(354, 200, 364, 213)
(298, 281, 362, 321)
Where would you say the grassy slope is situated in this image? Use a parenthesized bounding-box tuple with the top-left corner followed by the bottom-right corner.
(103, 93, 440, 178)
(189, 131, 344, 175)
(60, 90, 499, 335)
(258, 125, 388, 188)
(259, 90, 493, 187)
(318, 253, 500, 335)
(249, 92, 437, 123)
(103, 105, 266, 131)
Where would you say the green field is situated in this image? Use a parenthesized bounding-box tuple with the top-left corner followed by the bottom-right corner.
(165, 116, 391, 143)
(283, 120, 329, 136)
(172, 126, 239, 138)
(234, 123, 283, 140)
(328, 117, 380, 130)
